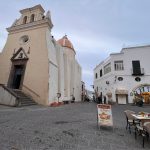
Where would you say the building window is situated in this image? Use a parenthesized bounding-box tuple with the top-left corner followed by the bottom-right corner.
(100, 69, 102, 77)
(97, 86, 98, 92)
(23, 16, 27, 24)
(114, 61, 124, 71)
(30, 14, 35, 22)
(104, 63, 111, 74)
(135, 77, 141, 82)
(19, 35, 29, 44)
(118, 77, 123, 81)
(95, 73, 97, 79)
(132, 60, 141, 75)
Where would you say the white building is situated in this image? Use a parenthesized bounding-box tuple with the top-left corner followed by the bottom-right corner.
(94, 45, 150, 104)
(0, 5, 82, 106)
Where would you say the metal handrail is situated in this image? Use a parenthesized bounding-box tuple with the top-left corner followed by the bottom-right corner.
(131, 68, 144, 75)
(22, 84, 40, 98)
(0, 84, 19, 98)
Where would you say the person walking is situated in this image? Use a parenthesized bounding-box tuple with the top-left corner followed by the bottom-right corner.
(104, 95, 106, 104)
(98, 95, 102, 104)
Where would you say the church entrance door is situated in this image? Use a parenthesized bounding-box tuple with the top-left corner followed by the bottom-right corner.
(7, 48, 28, 89)
(8, 61, 27, 90)
(12, 65, 24, 89)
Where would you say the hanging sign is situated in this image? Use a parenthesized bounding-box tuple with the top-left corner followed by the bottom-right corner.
(97, 104, 113, 126)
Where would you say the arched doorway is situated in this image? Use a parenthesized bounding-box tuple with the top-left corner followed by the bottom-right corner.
(132, 84, 150, 104)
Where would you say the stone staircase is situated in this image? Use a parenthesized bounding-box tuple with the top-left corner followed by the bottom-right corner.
(13, 89, 37, 106)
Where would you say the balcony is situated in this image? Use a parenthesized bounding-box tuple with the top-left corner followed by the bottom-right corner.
(131, 68, 144, 76)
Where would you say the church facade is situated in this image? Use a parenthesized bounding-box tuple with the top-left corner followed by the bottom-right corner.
(0, 5, 82, 106)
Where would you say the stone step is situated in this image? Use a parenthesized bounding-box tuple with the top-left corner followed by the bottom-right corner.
(19, 102, 37, 106)
(12, 89, 37, 106)
(20, 100, 36, 103)
(20, 101, 36, 105)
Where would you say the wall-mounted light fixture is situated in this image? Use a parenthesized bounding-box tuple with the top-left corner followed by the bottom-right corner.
(106, 81, 109, 85)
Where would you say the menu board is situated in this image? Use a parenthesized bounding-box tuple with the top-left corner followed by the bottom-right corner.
(97, 104, 113, 126)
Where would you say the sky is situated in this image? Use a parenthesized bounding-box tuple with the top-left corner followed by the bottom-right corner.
(1, 0, 150, 91)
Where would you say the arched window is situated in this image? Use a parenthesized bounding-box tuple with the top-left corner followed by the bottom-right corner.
(30, 14, 35, 22)
(23, 16, 27, 24)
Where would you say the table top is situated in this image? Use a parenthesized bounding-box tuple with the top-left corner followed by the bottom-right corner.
(132, 114, 150, 120)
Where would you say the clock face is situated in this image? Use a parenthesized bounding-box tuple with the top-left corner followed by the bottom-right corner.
(133, 85, 150, 95)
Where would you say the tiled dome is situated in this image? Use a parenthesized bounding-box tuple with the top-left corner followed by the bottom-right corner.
(57, 35, 75, 52)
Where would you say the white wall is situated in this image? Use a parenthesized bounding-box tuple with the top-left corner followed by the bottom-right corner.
(48, 63, 58, 103)
(94, 46, 150, 104)
(55, 43, 64, 102)
(46, 29, 58, 104)
(74, 60, 82, 101)
(0, 86, 17, 106)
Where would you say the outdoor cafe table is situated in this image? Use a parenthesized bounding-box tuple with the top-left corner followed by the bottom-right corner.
(132, 114, 150, 126)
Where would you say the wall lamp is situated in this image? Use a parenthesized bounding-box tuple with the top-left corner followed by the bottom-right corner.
(106, 81, 109, 85)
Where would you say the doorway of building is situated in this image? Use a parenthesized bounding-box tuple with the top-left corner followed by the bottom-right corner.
(7, 48, 28, 89)
(116, 94, 128, 104)
(11, 65, 24, 89)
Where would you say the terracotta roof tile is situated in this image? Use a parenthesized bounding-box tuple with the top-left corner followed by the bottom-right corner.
(57, 35, 75, 52)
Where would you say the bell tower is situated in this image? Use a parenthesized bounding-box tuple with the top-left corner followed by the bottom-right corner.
(7, 4, 53, 32)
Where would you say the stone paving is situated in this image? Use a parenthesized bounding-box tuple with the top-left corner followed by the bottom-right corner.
(0, 102, 150, 150)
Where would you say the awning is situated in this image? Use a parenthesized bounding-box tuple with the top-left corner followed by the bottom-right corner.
(106, 92, 112, 97)
(115, 88, 128, 95)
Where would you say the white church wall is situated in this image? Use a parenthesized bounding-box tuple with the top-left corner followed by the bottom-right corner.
(74, 60, 82, 101)
(46, 29, 58, 67)
(55, 43, 65, 102)
(46, 29, 58, 104)
(48, 63, 58, 104)
(63, 47, 75, 101)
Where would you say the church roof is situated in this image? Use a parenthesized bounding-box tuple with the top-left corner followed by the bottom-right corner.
(20, 4, 45, 14)
(57, 35, 75, 52)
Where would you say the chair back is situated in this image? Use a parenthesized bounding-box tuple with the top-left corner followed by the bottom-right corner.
(124, 110, 135, 120)
(144, 122, 150, 134)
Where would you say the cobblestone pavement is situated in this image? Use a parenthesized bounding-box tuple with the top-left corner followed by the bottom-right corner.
(0, 102, 150, 150)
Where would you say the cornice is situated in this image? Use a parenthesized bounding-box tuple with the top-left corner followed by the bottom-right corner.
(20, 4, 45, 14)
(7, 19, 53, 33)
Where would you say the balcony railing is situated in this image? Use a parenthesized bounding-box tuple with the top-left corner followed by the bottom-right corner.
(131, 68, 144, 76)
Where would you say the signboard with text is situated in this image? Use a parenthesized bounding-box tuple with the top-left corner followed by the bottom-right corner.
(97, 104, 113, 126)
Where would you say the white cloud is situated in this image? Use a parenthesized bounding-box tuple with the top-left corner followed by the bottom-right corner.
(82, 69, 93, 77)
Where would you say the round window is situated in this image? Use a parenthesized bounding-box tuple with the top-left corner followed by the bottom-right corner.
(118, 77, 123, 81)
(20, 35, 29, 44)
(135, 77, 141, 82)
